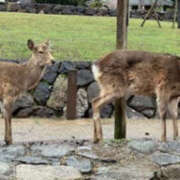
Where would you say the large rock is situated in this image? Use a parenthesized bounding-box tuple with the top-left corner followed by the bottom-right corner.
(31, 144, 75, 158)
(128, 139, 158, 154)
(128, 95, 156, 118)
(31, 106, 56, 117)
(47, 75, 68, 110)
(151, 152, 180, 166)
(87, 82, 99, 102)
(59, 61, 76, 74)
(100, 104, 114, 118)
(66, 156, 92, 174)
(76, 88, 89, 118)
(160, 164, 180, 179)
(16, 165, 82, 180)
(77, 70, 94, 86)
(34, 82, 51, 105)
(42, 62, 60, 84)
(75, 61, 91, 70)
(12, 93, 34, 114)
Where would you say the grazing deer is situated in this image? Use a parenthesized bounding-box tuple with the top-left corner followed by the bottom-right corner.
(92, 50, 180, 143)
(0, 39, 54, 145)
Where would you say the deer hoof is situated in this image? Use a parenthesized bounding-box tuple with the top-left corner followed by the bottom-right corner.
(93, 137, 103, 144)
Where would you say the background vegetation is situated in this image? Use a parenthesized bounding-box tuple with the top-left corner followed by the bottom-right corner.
(0, 12, 180, 61)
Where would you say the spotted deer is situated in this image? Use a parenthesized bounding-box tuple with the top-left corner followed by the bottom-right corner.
(92, 50, 180, 143)
(0, 39, 54, 145)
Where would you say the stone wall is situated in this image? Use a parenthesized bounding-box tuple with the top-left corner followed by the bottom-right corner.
(0, 59, 158, 119)
(0, 2, 174, 20)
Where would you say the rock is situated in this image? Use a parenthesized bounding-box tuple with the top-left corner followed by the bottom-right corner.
(77, 70, 94, 86)
(0, 145, 26, 162)
(126, 106, 147, 119)
(128, 95, 156, 110)
(15, 107, 34, 118)
(160, 164, 180, 179)
(128, 139, 158, 154)
(87, 82, 99, 102)
(76, 6, 85, 14)
(59, 61, 76, 74)
(52, 4, 62, 13)
(151, 152, 180, 166)
(31, 106, 56, 118)
(12, 93, 34, 114)
(75, 61, 91, 69)
(97, 7, 109, 16)
(109, 9, 116, 16)
(42, 62, 60, 84)
(66, 156, 92, 174)
(76, 88, 88, 118)
(0, 162, 11, 175)
(34, 82, 51, 105)
(93, 165, 154, 180)
(100, 104, 114, 118)
(0, 4, 6, 11)
(16, 165, 82, 180)
(85, 7, 96, 15)
(31, 144, 74, 158)
(47, 75, 68, 110)
(15, 156, 49, 165)
(141, 108, 155, 118)
(62, 6, 74, 15)
(158, 141, 180, 154)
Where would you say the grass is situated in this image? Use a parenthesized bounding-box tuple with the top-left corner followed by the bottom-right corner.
(0, 12, 180, 61)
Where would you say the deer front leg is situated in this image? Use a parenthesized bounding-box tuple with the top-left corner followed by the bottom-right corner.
(3, 97, 13, 145)
(92, 92, 119, 143)
(157, 96, 168, 142)
(168, 98, 179, 140)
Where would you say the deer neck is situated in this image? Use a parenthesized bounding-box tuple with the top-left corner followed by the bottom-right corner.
(23, 57, 47, 90)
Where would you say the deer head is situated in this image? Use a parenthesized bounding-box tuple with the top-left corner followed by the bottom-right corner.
(27, 39, 54, 67)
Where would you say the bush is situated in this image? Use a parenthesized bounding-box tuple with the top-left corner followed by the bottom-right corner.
(35, 0, 88, 6)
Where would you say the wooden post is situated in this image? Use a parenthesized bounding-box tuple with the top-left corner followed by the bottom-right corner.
(66, 70, 77, 120)
(114, 0, 128, 139)
(178, 0, 180, 28)
(172, 0, 178, 28)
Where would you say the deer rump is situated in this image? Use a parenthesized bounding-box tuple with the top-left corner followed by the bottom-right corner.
(92, 50, 180, 143)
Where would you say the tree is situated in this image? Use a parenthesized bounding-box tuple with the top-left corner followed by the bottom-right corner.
(114, 0, 128, 139)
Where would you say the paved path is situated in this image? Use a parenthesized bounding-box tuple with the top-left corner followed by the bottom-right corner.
(0, 118, 179, 143)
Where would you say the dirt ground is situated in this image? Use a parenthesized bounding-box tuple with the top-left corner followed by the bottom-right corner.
(0, 117, 179, 143)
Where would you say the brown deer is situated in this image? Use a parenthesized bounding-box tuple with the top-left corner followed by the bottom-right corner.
(0, 39, 54, 145)
(92, 50, 180, 143)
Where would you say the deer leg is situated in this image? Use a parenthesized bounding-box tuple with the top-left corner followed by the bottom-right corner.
(3, 97, 13, 145)
(92, 92, 119, 143)
(168, 98, 179, 140)
(157, 97, 168, 142)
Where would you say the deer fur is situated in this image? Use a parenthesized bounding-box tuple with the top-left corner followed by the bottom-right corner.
(92, 50, 180, 143)
(0, 39, 54, 145)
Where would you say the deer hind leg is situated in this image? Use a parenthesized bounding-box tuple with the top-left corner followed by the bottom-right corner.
(92, 92, 120, 143)
(168, 98, 179, 140)
(3, 96, 14, 145)
(157, 96, 168, 142)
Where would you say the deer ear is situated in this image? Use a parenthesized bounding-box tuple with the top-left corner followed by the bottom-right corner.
(27, 39, 34, 50)
(45, 40, 50, 47)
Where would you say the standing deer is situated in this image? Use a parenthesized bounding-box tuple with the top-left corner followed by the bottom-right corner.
(0, 39, 54, 145)
(92, 50, 180, 143)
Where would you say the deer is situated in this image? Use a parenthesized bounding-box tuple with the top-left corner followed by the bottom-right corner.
(92, 50, 180, 143)
(0, 39, 54, 145)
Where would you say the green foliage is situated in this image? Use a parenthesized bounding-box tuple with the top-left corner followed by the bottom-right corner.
(35, 0, 88, 6)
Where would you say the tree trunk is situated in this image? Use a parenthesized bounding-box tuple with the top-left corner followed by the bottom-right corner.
(173, 0, 178, 28)
(178, 0, 180, 28)
(114, 0, 128, 139)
